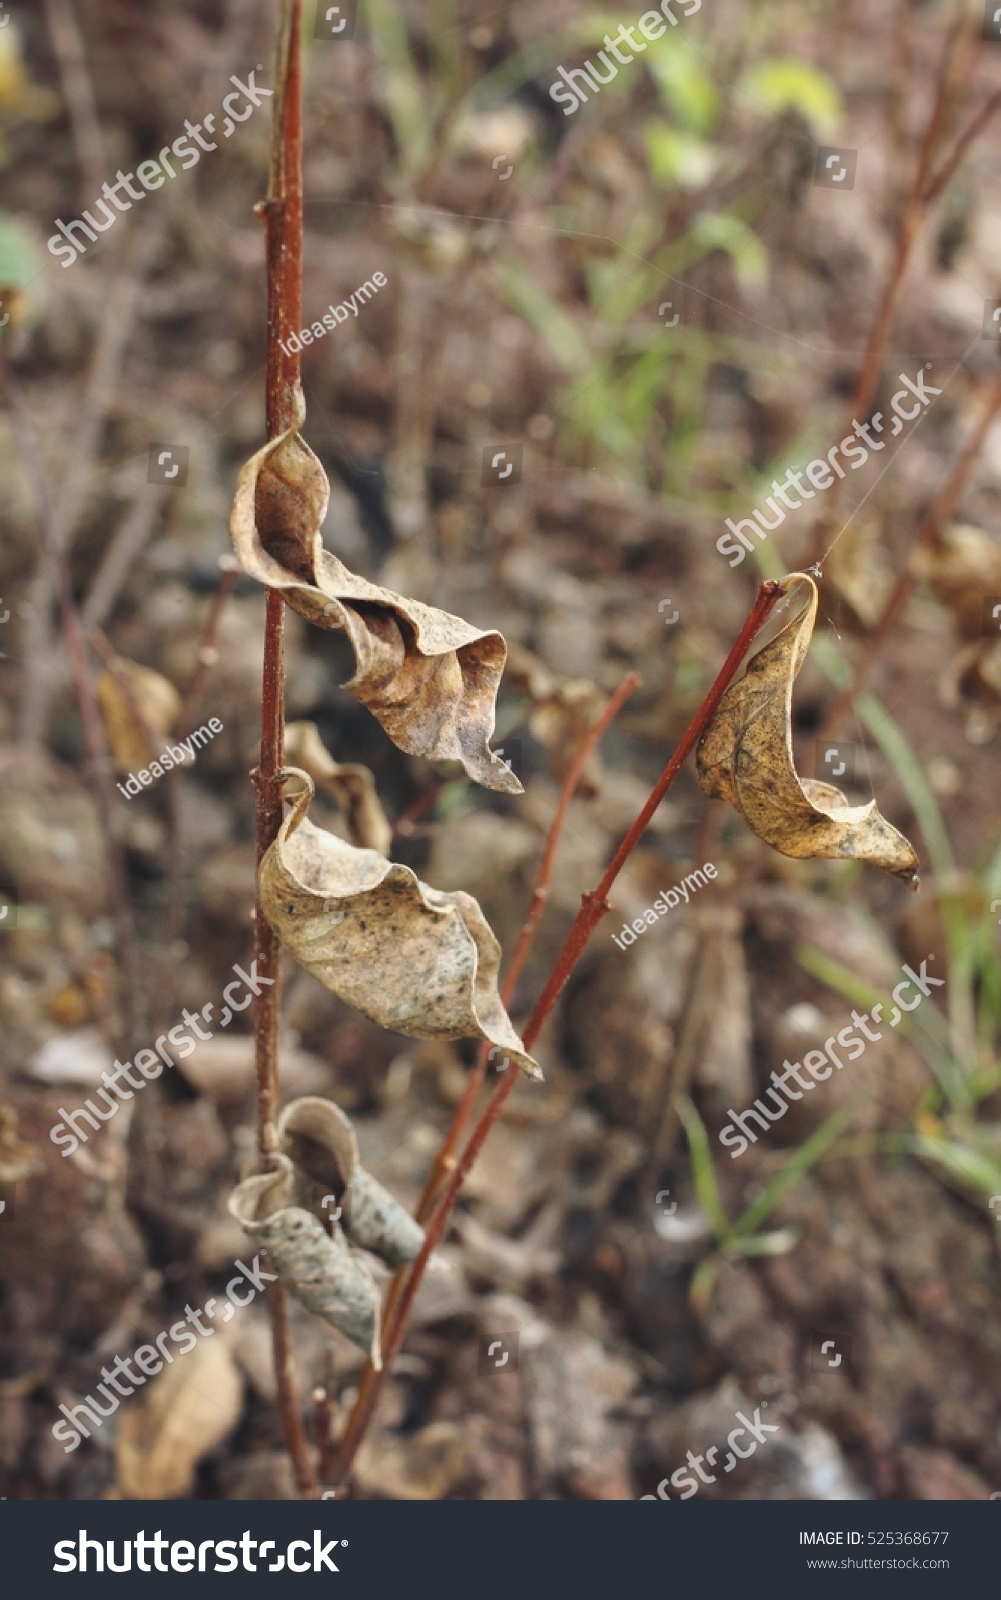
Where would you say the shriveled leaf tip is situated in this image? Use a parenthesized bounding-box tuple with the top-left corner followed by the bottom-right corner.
(696, 573, 920, 888)
(230, 394, 521, 793)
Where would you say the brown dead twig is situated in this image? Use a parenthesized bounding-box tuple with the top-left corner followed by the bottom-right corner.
(330, 581, 786, 1488)
(808, 9, 1000, 569)
(251, 0, 315, 1500)
(43, 0, 106, 202)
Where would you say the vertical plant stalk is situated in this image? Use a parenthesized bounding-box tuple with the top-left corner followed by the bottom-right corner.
(807, 13, 997, 568)
(332, 579, 785, 1485)
(253, 0, 315, 1498)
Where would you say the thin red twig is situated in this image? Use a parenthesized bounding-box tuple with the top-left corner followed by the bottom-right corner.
(331, 580, 785, 1485)
(332, 673, 641, 1483)
(252, 0, 315, 1498)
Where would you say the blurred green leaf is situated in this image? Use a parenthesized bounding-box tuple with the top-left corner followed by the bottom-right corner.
(645, 119, 718, 190)
(913, 1132, 1001, 1203)
(646, 45, 721, 135)
(740, 58, 842, 138)
(685, 212, 768, 288)
(677, 1096, 731, 1244)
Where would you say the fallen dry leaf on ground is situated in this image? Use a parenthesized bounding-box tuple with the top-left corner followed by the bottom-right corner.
(115, 1333, 243, 1499)
(696, 573, 919, 886)
(96, 658, 181, 772)
(259, 771, 541, 1078)
(231, 390, 519, 792)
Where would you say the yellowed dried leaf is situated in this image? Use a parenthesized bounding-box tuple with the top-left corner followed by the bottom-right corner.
(825, 519, 894, 629)
(231, 391, 520, 792)
(696, 573, 920, 887)
(115, 1334, 243, 1499)
(259, 771, 542, 1079)
(284, 721, 392, 854)
(96, 659, 181, 773)
(913, 523, 1001, 640)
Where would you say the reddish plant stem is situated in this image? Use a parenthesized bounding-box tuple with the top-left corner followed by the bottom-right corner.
(808, 16, 984, 569)
(524, 580, 784, 1031)
(923, 90, 1001, 207)
(844, 21, 963, 429)
(252, 0, 314, 1498)
(415, 672, 642, 1229)
(332, 581, 785, 1485)
(313, 1381, 336, 1488)
(346, 676, 640, 1458)
(819, 369, 1001, 740)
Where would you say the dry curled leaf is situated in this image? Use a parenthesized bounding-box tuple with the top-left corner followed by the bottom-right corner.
(696, 574, 919, 887)
(277, 1096, 425, 1269)
(96, 658, 181, 773)
(229, 1157, 381, 1366)
(259, 770, 541, 1079)
(231, 390, 519, 793)
(115, 1334, 243, 1500)
(284, 721, 392, 854)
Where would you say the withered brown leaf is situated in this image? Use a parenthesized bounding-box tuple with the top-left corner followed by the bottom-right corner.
(96, 658, 181, 773)
(284, 721, 392, 854)
(231, 390, 520, 793)
(696, 574, 920, 887)
(259, 771, 542, 1079)
(115, 1335, 243, 1500)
